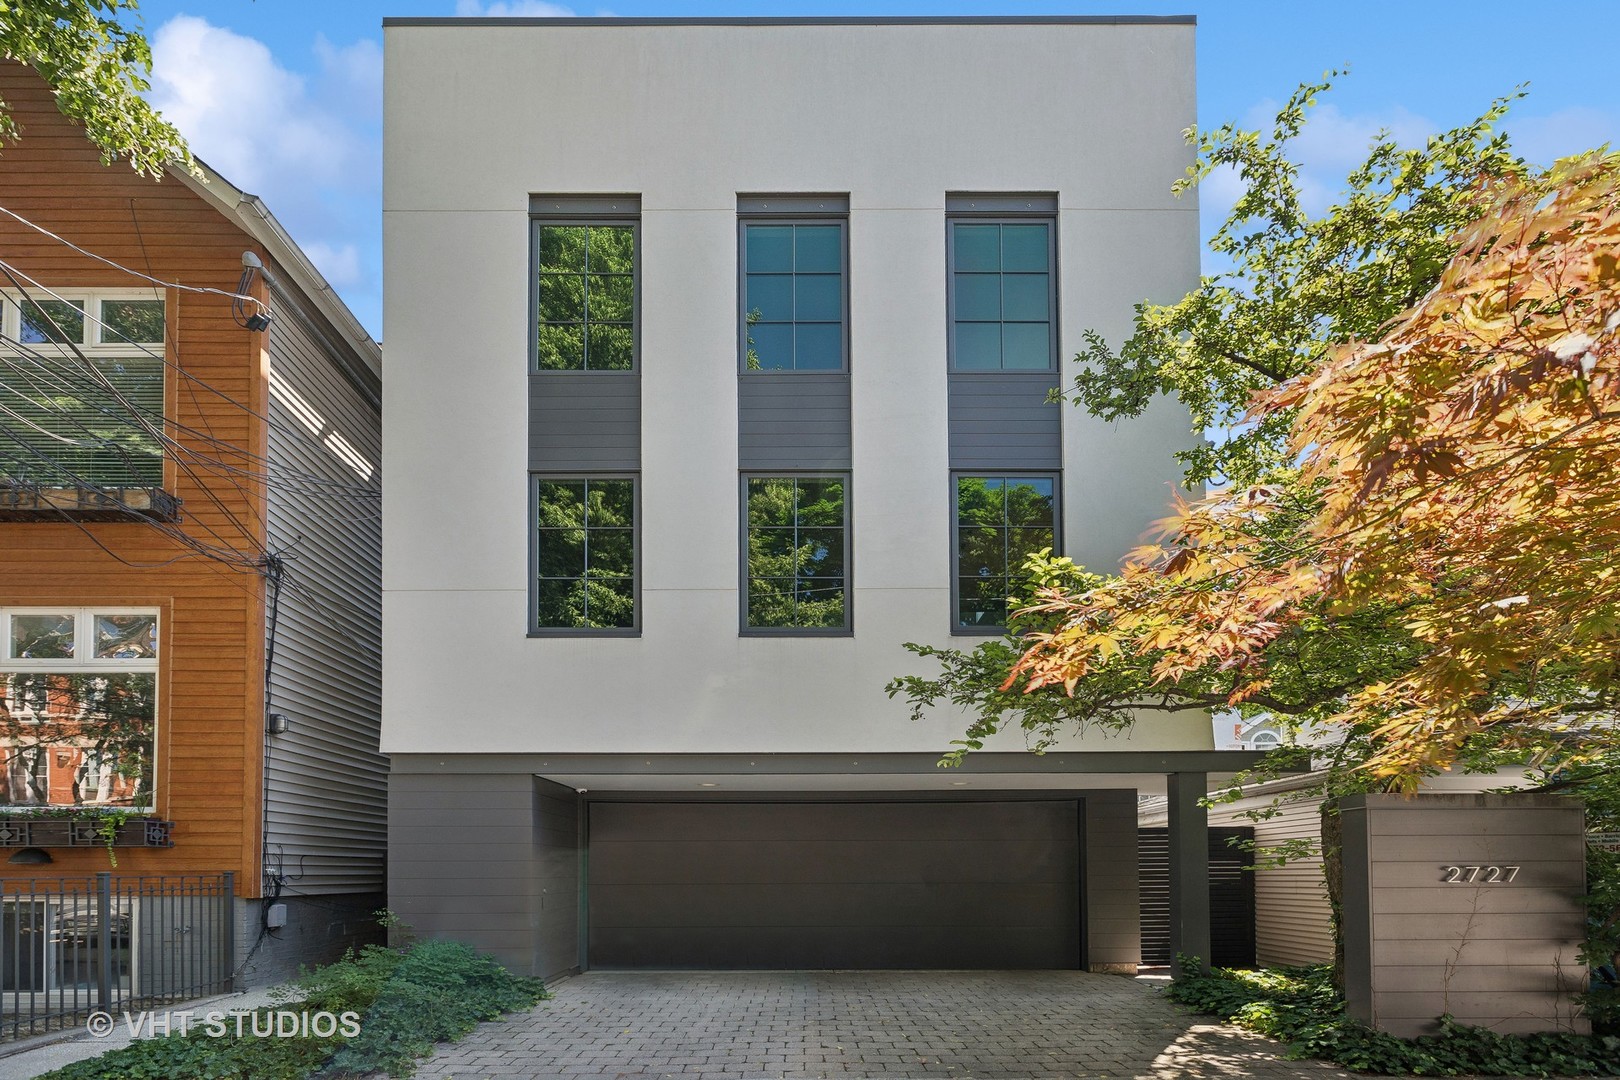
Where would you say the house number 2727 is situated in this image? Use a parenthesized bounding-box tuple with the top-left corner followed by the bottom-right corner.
(1440, 865, 1520, 884)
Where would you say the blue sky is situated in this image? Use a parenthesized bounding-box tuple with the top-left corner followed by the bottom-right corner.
(129, 1, 1620, 339)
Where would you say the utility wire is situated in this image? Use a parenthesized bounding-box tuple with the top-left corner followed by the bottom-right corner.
(0, 261, 380, 498)
(0, 203, 270, 317)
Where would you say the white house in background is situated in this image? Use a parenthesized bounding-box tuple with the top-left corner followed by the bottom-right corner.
(381, 14, 1271, 979)
(1215, 713, 1287, 750)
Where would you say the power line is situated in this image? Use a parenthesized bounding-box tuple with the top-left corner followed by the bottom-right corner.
(0, 203, 270, 317)
(0, 260, 381, 499)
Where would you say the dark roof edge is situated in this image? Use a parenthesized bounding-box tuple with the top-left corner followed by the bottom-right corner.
(383, 15, 1196, 28)
(389, 750, 1285, 776)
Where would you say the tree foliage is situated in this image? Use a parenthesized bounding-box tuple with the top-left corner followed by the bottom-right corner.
(1073, 76, 1525, 487)
(1009, 152, 1620, 783)
(746, 476, 846, 629)
(0, 0, 192, 178)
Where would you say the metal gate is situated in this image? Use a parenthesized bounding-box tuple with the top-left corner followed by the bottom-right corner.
(1138, 827, 1256, 968)
(1, 872, 234, 1040)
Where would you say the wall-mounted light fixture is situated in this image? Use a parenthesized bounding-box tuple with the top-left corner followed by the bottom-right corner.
(239, 252, 275, 331)
(267, 713, 291, 735)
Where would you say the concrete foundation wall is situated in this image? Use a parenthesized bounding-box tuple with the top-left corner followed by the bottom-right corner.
(234, 892, 386, 988)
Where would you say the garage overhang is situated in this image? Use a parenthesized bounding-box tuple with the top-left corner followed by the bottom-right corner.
(388, 750, 1299, 795)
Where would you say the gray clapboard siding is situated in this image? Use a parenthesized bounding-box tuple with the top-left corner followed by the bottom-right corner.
(1140, 787, 1335, 966)
(264, 292, 385, 896)
(1252, 800, 1333, 966)
(738, 373, 851, 470)
(947, 372, 1060, 469)
(530, 372, 640, 470)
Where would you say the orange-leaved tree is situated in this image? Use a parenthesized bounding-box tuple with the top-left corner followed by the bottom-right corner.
(1009, 151, 1620, 784)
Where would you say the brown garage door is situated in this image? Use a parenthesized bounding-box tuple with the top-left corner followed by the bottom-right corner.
(588, 800, 1081, 969)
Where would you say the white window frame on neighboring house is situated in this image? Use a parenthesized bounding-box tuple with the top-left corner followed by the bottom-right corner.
(0, 607, 160, 811)
(0, 289, 167, 490)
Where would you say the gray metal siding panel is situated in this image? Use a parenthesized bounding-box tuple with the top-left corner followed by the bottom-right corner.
(589, 800, 1078, 969)
(947, 373, 1060, 469)
(738, 373, 851, 470)
(1082, 791, 1139, 970)
(533, 777, 582, 979)
(264, 304, 385, 896)
(530, 373, 641, 470)
(387, 771, 539, 976)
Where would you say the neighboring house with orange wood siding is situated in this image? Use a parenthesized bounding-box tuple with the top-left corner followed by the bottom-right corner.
(0, 62, 384, 986)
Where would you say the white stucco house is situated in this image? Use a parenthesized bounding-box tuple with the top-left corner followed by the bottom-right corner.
(380, 14, 1266, 978)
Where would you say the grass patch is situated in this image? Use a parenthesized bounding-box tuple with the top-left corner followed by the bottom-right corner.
(1168, 962, 1620, 1077)
(40, 938, 547, 1080)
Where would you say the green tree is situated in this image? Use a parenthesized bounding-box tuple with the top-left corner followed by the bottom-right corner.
(891, 78, 1536, 767)
(536, 224, 635, 370)
(0, 0, 194, 177)
(745, 477, 845, 629)
(1074, 76, 1526, 487)
(534, 479, 635, 629)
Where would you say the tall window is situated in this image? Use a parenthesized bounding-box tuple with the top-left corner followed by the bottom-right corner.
(534, 222, 636, 371)
(954, 475, 1057, 630)
(0, 608, 158, 809)
(947, 220, 1056, 370)
(0, 292, 165, 487)
(532, 477, 637, 631)
(741, 222, 846, 371)
(743, 476, 849, 632)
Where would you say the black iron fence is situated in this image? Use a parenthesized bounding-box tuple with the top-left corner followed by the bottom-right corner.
(1, 872, 235, 1040)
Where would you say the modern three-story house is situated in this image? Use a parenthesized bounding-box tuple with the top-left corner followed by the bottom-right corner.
(382, 15, 1252, 978)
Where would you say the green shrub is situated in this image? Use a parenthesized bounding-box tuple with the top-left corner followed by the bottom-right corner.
(1583, 984, 1620, 1037)
(38, 939, 546, 1080)
(1168, 960, 1620, 1076)
(286, 940, 407, 1014)
(38, 1011, 343, 1080)
(319, 939, 546, 1078)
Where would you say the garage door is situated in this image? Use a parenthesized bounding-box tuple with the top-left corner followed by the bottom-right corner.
(588, 800, 1080, 968)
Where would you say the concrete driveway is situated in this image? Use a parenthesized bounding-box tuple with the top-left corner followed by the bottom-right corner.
(413, 970, 1365, 1079)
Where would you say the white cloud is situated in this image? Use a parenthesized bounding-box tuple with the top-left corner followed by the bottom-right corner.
(147, 16, 383, 336)
(455, 0, 578, 15)
(301, 241, 363, 289)
(1224, 99, 1434, 219)
(1507, 106, 1617, 166)
(314, 35, 384, 120)
(150, 16, 361, 191)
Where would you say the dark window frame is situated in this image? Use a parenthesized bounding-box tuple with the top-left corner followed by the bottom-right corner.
(530, 216, 641, 374)
(945, 214, 1060, 373)
(950, 471, 1061, 636)
(528, 473, 641, 636)
(738, 471, 853, 636)
(736, 215, 851, 374)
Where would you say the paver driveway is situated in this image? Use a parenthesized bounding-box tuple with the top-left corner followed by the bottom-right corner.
(413, 970, 1367, 1080)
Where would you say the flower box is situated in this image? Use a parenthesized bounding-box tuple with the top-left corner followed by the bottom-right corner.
(0, 818, 174, 849)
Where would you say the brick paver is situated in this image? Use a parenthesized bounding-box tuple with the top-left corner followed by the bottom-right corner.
(412, 970, 1368, 1080)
